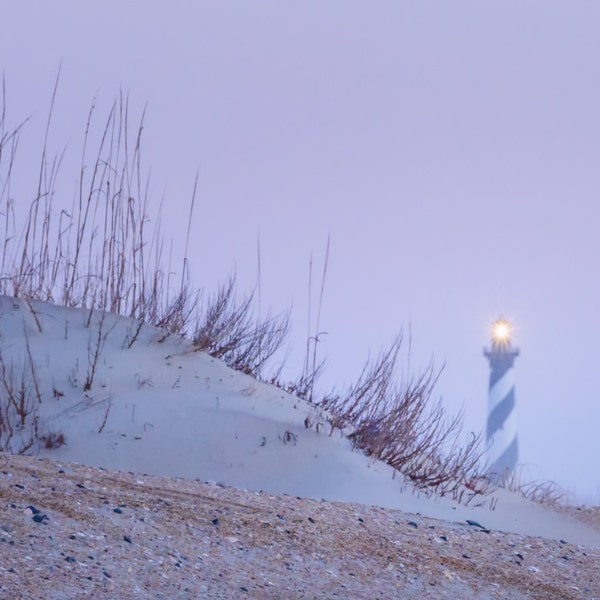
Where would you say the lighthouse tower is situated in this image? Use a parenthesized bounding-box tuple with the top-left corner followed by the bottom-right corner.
(484, 317, 519, 481)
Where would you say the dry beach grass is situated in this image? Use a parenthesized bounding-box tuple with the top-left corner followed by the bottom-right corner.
(1, 86, 492, 500)
(1, 454, 599, 600)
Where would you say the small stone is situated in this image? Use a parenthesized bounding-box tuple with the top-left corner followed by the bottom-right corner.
(124, 535, 132, 544)
(15, 484, 24, 490)
(113, 508, 123, 514)
(76, 483, 85, 489)
(211, 518, 219, 526)
(1, 524, 14, 533)
(308, 517, 316, 524)
(27, 505, 40, 515)
(408, 521, 418, 528)
(65, 556, 76, 563)
(103, 570, 112, 579)
(466, 519, 490, 533)
(33, 514, 48, 523)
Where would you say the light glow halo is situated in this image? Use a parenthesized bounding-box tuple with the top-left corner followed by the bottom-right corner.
(491, 316, 512, 345)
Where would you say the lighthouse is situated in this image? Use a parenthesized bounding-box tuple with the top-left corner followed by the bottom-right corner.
(484, 316, 519, 481)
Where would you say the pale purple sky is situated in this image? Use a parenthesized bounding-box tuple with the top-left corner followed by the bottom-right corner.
(2, 1, 600, 501)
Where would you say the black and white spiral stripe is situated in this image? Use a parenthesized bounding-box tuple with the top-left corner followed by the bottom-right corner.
(485, 348, 519, 479)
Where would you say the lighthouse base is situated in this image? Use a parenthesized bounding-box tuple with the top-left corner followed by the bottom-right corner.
(487, 435, 519, 483)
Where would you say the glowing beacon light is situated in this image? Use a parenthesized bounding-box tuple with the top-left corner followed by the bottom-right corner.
(484, 316, 519, 481)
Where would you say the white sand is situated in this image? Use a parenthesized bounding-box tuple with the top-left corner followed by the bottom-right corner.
(1, 296, 598, 549)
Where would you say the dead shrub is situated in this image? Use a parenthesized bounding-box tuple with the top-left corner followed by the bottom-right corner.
(0, 347, 41, 454)
(194, 275, 289, 378)
(318, 335, 491, 499)
(42, 432, 66, 449)
(502, 464, 570, 506)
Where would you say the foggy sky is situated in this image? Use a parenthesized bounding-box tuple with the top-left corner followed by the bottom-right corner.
(2, 1, 600, 501)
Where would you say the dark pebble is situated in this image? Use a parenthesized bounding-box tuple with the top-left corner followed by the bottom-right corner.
(113, 508, 123, 514)
(76, 483, 85, 489)
(15, 484, 24, 490)
(33, 514, 48, 523)
(358, 517, 364, 523)
(560, 539, 567, 544)
(462, 554, 471, 560)
(439, 535, 448, 541)
(466, 519, 483, 528)
(466, 519, 490, 533)
(240, 587, 249, 592)
(308, 517, 316, 524)
(276, 514, 286, 521)
(124, 535, 132, 544)
(408, 521, 418, 528)
(27, 505, 40, 515)
(103, 570, 112, 578)
(65, 556, 76, 563)
(515, 553, 524, 560)
(212, 518, 219, 526)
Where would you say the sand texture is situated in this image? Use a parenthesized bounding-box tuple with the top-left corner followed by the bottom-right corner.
(1, 454, 598, 600)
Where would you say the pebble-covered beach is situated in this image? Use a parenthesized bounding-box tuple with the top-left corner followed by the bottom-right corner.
(1, 454, 599, 599)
